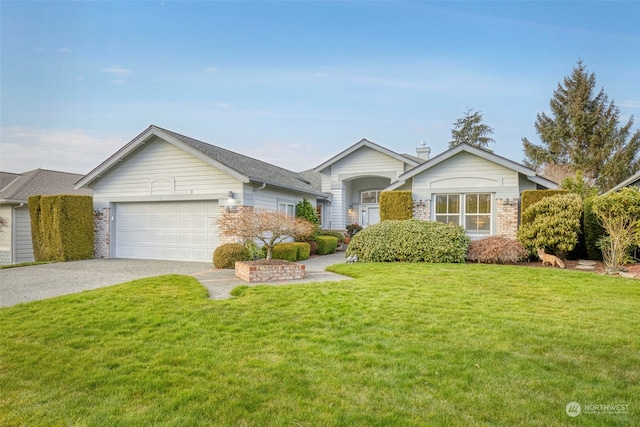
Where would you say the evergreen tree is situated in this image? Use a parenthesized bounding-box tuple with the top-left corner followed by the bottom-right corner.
(449, 108, 495, 151)
(522, 60, 640, 191)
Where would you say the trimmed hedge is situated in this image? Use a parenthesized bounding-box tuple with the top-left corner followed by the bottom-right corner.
(317, 230, 345, 244)
(28, 195, 94, 262)
(271, 242, 311, 261)
(380, 191, 413, 221)
(213, 243, 252, 269)
(316, 235, 338, 255)
(520, 190, 568, 224)
(346, 219, 470, 263)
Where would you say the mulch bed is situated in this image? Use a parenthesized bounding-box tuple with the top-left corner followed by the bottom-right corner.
(512, 259, 640, 278)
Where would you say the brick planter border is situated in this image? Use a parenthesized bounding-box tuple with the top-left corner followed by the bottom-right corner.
(235, 260, 305, 282)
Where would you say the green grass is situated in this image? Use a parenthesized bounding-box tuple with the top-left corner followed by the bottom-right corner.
(0, 264, 638, 426)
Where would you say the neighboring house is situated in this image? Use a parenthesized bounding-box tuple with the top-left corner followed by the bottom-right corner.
(607, 171, 640, 193)
(0, 169, 92, 265)
(76, 125, 557, 262)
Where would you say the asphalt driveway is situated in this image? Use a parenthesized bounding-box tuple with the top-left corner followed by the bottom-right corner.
(0, 252, 350, 308)
(0, 259, 213, 308)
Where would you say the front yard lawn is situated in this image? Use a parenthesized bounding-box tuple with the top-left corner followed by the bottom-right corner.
(0, 264, 638, 426)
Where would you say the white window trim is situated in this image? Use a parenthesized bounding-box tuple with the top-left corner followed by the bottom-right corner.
(277, 200, 295, 216)
(360, 190, 381, 204)
(433, 193, 493, 236)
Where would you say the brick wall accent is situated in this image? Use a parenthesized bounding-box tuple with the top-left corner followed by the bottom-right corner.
(412, 199, 430, 221)
(496, 198, 519, 239)
(235, 260, 305, 282)
(94, 207, 110, 259)
(219, 206, 254, 244)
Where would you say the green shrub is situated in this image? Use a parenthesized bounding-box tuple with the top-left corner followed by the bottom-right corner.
(380, 191, 413, 221)
(466, 236, 528, 264)
(316, 235, 338, 255)
(243, 239, 264, 260)
(28, 195, 94, 262)
(292, 242, 311, 260)
(213, 243, 252, 269)
(295, 198, 320, 226)
(520, 190, 568, 224)
(583, 197, 604, 260)
(517, 193, 583, 258)
(271, 243, 298, 262)
(346, 220, 470, 263)
(590, 186, 640, 269)
(317, 229, 345, 244)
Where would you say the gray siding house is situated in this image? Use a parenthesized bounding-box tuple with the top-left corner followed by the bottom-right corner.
(76, 125, 557, 262)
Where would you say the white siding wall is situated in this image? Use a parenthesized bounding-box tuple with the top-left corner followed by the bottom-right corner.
(411, 152, 520, 201)
(92, 137, 244, 207)
(323, 147, 406, 229)
(248, 185, 317, 211)
(14, 205, 34, 263)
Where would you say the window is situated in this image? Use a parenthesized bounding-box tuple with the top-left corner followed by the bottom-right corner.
(316, 204, 323, 227)
(278, 202, 295, 216)
(435, 193, 492, 234)
(465, 193, 491, 235)
(361, 191, 380, 204)
(435, 194, 460, 225)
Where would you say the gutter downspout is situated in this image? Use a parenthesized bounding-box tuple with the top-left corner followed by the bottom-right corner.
(255, 183, 267, 191)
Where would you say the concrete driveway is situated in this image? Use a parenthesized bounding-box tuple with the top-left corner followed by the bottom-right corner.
(0, 259, 213, 308)
(0, 252, 351, 308)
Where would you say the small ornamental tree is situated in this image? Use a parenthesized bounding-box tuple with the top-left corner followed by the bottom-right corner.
(295, 198, 320, 241)
(590, 186, 640, 270)
(517, 193, 583, 259)
(217, 208, 315, 260)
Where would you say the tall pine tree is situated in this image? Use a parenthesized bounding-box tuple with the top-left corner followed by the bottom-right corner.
(522, 61, 640, 191)
(449, 108, 495, 151)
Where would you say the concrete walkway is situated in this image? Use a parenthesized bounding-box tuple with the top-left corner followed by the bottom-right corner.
(193, 251, 351, 299)
(0, 251, 351, 307)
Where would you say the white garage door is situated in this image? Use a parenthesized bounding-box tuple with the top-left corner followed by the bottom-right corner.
(115, 201, 219, 262)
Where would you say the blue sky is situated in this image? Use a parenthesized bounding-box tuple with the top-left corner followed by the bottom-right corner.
(1, 1, 639, 174)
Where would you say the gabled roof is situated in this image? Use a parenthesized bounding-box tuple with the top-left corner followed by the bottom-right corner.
(313, 138, 422, 172)
(607, 170, 640, 193)
(386, 143, 558, 190)
(76, 125, 327, 198)
(0, 169, 92, 204)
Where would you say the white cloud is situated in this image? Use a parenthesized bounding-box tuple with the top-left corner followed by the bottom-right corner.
(57, 47, 72, 55)
(0, 127, 125, 174)
(619, 100, 640, 109)
(203, 66, 217, 73)
(103, 66, 131, 77)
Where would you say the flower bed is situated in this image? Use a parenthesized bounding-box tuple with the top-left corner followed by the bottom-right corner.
(235, 259, 305, 282)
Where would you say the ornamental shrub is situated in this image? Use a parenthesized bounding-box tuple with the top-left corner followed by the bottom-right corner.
(271, 243, 299, 262)
(380, 191, 413, 221)
(517, 193, 583, 259)
(590, 186, 640, 269)
(295, 199, 319, 226)
(466, 236, 528, 264)
(316, 235, 338, 255)
(213, 243, 252, 269)
(520, 190, 568, 224)
(292, 242, 311, 260)
(317, 229, 345, 244)
(346, 220, 470, 263)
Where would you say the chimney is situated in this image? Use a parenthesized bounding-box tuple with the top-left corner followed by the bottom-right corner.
(416, 142, 431, 160)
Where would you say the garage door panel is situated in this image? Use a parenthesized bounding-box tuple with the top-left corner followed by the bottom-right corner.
(115, 201, 219, 262)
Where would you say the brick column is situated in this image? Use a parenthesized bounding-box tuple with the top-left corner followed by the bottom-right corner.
(496, 198, 519, 239)
(412, 200, 431, 221)
(93, 207, 110, 258)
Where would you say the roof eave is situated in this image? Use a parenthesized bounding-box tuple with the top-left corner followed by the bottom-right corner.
(313, 139, 420, 172)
